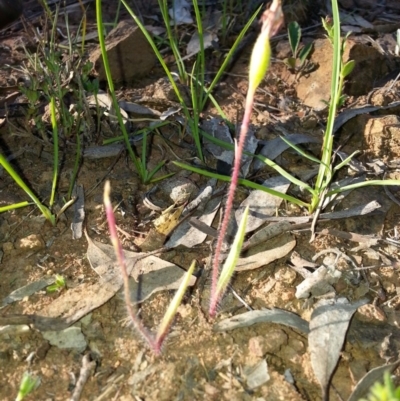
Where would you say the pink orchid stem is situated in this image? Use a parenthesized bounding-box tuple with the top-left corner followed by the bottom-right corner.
(208, 0, 283, 318)
(209, 93, 254, 317)
(104, 181, 159, 353)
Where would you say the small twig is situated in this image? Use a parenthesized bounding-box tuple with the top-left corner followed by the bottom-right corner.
(69, 354, 96, 401)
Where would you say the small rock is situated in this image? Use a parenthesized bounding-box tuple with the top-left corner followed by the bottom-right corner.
(35, 341, 51, 360)
(248, 329, 288, 357)
(2, 242, 13, 253)
(151, 176, 198, 207)
(89, 20, 156, 83)
(42, 326, 87, 352)
(204, 383, 219, 396)
(15, 234, 45, 252)
(288, 338, 305, 353)
(274, 267, 297, 285)
(297, 37, 393, 109)
(356, 304, 387, 325)
(243, 359, 270, 390)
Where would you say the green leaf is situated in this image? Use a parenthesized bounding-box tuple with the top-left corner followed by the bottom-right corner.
(342, 59, 355, 77)
(215, 206, 249, 298)
(299, 42, 313, 65)
(333, 150, 360, 172)
(284, 57, 297, 70)
(288, 21, 301, 57)
(328, 179, 400, 195)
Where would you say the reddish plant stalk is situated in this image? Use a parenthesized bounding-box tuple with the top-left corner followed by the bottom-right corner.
(209, 97, 253, 317)
(104, 181, 159, 353)
(209, 0, 283, 317)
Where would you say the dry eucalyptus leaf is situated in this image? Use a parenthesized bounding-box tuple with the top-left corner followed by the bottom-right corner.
(186, 31, 216, 55)
(165, 196, 221, 248)
(36, 233, 197, 328)
(40, 280, 119, 327)
(309, 298, 368, 400)
(242, 221, 293, 251)
(235, 176, 290, 233)
(236, 233, 295, 271)
(202, 117, 257, 177)
(2, 277, 55, 307)
(333, 101, 400, 133)
(295, 265, 340, 299)
(347, 360, 400, 401)
(260, 200, 381, 223)
(86, 235, 196, 302)
(214, 308, 309, 334)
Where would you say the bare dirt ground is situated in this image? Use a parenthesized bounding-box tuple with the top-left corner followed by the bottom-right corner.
(1, 1, 400, 400)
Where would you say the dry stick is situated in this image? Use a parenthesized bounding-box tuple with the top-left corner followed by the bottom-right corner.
(69, 354, 96, 401)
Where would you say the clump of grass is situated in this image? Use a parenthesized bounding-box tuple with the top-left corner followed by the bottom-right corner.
(117, 0, 261, 163)
(176, 0, 400, 217)
(1, 5, 93, 222)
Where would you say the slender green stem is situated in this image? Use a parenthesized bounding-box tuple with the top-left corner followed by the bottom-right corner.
(202, 5, 262, 109)
(49, 98, 58, 208)
(174, 161, 309, 208)
(311, 0, 341, 211)
(96, 0, 145, 180)
(200, 131, 315, 194)
(0, 202, 30, 212)
(0, 153, 54, 224)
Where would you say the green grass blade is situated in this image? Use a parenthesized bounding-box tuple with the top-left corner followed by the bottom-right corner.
(190, 63, 204, 160)
(204, 5, 262, 106)
(121, 0, 184, 103)
(0, 153, 54, 223)
(173, 161, 310, 208)
(155, 260, 196, 350)
(96, 0, 145, 181)
(200, 130, 315, 194)
(333, 150, 360, 172)
(215, 206, 249, 297)
(288, 21, 301, 57)
(0, 201, 31, 213)
(279, 135, 325, 165)
(328, 179, 400, 195)
(49, 97, 58, 208)
(311, 0, 341, 210)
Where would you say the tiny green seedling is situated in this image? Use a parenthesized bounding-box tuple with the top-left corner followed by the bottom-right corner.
(284, 21, 313, 73)
(360, 371, 400, 401)
(16, 372, 40, 401)
(46, 275, 66, 293)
